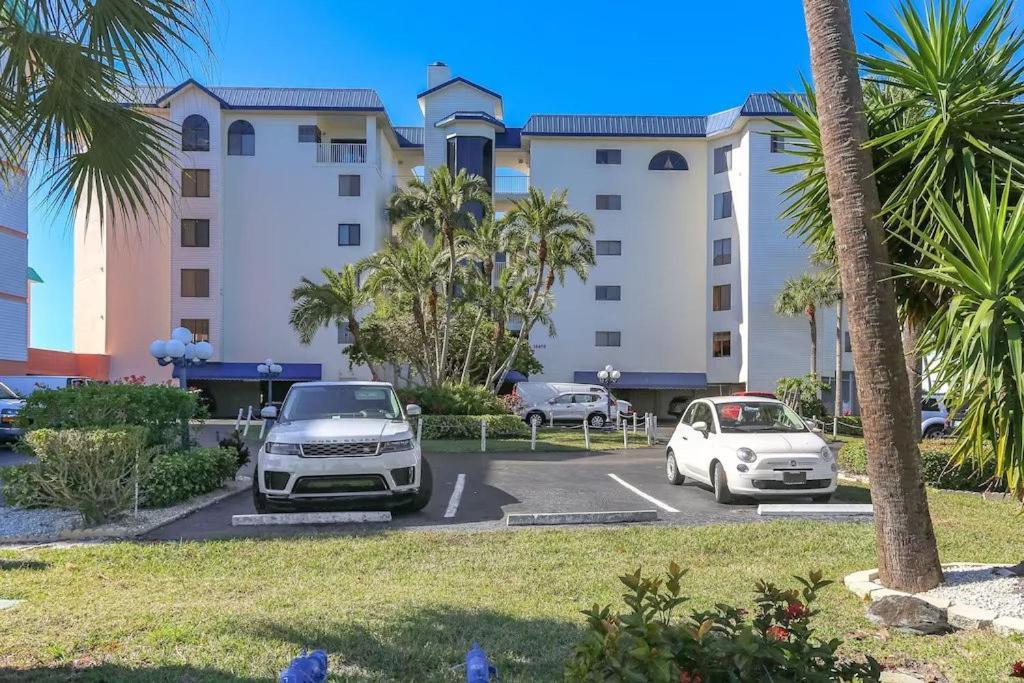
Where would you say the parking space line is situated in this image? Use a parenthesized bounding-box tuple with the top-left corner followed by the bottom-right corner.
(444, 473, 466, 518)
(607, 473, 679, 513)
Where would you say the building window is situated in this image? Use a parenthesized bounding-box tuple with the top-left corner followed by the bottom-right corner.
(844, 331, 852, 353)
(712, 284, 732, 311)
(712, 331, 732, 357)
(181, 169, 210, 197)
(648, 150, 689, 171)
(713, 238, 732, 265)
(298, 125, 322, 143)
(596, 194, 621, 210)
(596, 240, 622, 255)
(180, 269, 209, 298)
(770, 134, 787, 153)
(181, 318, 210, 342)
(714, 191, 733, 219)
(713, 144, 732, 174)
(181, 114, 209, 152)
(227, 120, 255, 156)
(338, 320, 354, 344)
(596, 331, 621, 347)
(338, 174, 361, 197)
(338, 223, 361, 246)
(596, 149, 621, 165)
(595, 285, 621, 301)
(180, 219, 210, 248)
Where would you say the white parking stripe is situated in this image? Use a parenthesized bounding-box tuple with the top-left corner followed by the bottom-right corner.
(607, 473, 679, 513)
(444, 473, 466, 518)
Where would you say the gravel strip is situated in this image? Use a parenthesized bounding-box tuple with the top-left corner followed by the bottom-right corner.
(0, 506, 81, 540)
(922, 565, 1024, 619)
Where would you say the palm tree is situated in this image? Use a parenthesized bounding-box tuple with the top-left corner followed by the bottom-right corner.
(289, 265, 378, 378)
(802, 0, 943, 592)
(388, 167, 491, 383)
(1, 0, 209, 221)
(774, 272, 839, 381)
(489, 187, 594, 391)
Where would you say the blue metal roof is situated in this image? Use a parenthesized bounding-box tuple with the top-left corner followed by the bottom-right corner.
(573, 371, 707, 390)
(417, 76, 502, 101)
(522, 114, 707, 138)
(740, 93, 806, 116)
(434, 110, 505, 130)
(705, 106, 743, 135)
(134, 80, 385, 111)
(173, 362, 322, 382)
(394, 126, 424, 148)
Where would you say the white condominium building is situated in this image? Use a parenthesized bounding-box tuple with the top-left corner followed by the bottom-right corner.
(72, 63, 854, 417)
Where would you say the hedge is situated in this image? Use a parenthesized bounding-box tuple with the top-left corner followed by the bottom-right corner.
(397, 383, 511, 416)
(838, 438, 1002, 492)
(419, 414, 529, 440)
(140, 447, 237, 508)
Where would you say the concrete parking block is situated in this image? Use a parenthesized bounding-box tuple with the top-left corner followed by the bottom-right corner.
(757, 503, 873, 517)
(231, 511, 391, 526)
(506, 510, 658, 526)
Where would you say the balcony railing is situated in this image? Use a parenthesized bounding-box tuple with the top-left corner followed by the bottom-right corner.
(316, 143, 367, 164)
(494, 174, 529, 195)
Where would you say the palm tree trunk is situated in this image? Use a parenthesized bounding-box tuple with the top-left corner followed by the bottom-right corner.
(808, 308, 818, 379)
(488, 244, 548, 392)
(903, 319, 922, 440)
(438, 227, 457, 383)
(834, 296, 844, 438)
(460, 309, 485, 384)
(803, 0, 943, 592)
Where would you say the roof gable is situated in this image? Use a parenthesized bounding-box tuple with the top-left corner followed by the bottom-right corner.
(416, 76, 502, 102)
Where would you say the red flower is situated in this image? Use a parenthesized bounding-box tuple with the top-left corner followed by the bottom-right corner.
(767, 625, 790, 641)
(785, 601, 810, 620)
(679, 672, 703, 683)
(1011, 661, 1024, 678)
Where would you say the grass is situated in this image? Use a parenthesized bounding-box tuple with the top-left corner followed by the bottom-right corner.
(422, 428, 654, 453)
(1, 487, 1022, 681)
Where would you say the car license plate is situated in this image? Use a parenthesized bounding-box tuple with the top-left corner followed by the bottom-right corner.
(783, 471, 807, 485)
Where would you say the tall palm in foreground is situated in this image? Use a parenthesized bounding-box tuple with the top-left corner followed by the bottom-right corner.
(388, 167, 491, 383)
(774, 271, 839, 381)
(802, 0, 943, 591)
(1, 0, 209, 221)
(289, 265, 377, 379)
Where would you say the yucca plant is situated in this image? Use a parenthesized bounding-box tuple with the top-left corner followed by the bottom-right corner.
(896, 168, 1024, 500)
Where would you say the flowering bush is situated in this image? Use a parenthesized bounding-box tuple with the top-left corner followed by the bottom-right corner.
(565, 562, 880, 682)
(1012, 660, 1024, 678)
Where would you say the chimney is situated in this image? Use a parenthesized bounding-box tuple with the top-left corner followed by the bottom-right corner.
(427, 61, 451, 89)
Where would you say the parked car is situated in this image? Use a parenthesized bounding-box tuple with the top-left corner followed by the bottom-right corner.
(253, 381, 430, 513)
(0, 381, 25, 444)
(514, 381, 628, 427)
(920, 395, 948, 439)
(664, 396, 837, 504)
(0, 375, 93, 398)
(667, 396, 690, 418)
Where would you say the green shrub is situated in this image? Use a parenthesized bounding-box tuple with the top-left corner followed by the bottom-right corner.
(834, 416, 863, 436)
(397, 383, 509, 416)
(17, 427, 149, 524)
(838, 439, 1001, 492)
(565, 562, 879, 682)
(776, 374, 828, 419)
(17, 383, 203, 447)
(217, 429, 251, 468)
(140, 447, 237, 508)
(419, 414, 529, 440)
(0, 464, 43, 508)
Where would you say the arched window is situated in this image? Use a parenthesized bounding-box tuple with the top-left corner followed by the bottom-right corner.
(181, 114, 209, 151)
(648, 150, 688, 171)
(227, 120, 255, 156)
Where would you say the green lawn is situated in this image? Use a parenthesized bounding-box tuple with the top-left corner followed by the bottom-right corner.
(422, 428, 655, 453)
(1, 487, 1022, 681)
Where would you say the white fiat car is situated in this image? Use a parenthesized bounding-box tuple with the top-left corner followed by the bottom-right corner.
(253, 381, 430, 513)
(665, 396, 837, 504)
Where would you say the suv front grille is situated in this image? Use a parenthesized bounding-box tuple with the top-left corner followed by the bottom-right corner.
(300, 441, 379, 457)
(291, 475, 387, 494)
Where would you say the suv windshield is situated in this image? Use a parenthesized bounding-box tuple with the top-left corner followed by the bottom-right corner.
(0, 382, 16, 400)
(280, 385, 402, 421)
(715, 401, 807, 434)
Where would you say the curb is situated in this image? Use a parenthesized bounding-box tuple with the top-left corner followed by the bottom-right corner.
(506, 510, 658, 526)
(232, 511, 391, 526)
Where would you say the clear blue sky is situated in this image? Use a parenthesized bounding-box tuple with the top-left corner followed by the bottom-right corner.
(24, 0, 961, 350)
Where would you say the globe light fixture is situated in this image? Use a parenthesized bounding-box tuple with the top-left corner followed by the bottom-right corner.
(257, 358, 284, 405)
(149, 327, 212, 390)
(596, 364, 622, 428)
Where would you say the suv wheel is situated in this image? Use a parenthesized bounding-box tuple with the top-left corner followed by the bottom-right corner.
(588, 413, 607, 428)
(397, 457, 433, 514)
(712, 461, 735, 504)
(666, 450, 685, 485)
(252, 468, 269, 514)
(922, 424, 944, 439)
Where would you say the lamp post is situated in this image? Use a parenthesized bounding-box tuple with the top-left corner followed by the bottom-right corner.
(596, 364, 621, 427)
(257, 358, 283, 406)
(149, 327, 213, 390)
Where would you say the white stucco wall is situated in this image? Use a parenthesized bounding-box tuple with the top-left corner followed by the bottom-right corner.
(421, 83, 502, 171)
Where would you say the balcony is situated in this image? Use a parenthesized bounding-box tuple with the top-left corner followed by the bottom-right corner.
(493, 174, 529, 197)
(315, 143, 367, 164)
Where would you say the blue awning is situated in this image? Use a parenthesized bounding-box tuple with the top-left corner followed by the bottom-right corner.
(573, 371, 706, 390)
(504, 370, 528, 383)
(173, 362, 322, 381)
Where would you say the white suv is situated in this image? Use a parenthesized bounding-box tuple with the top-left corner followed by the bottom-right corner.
(254, 381, 430, 513)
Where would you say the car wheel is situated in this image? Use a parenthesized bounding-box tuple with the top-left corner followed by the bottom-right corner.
(397, 457, 433, 513)
(812, 493, 832, 504)
(588, 413, 607, 428)
(252, 468, 269, 514)
(712, 461, 735, 504)
(526, 412, 545, 428)
(665, 450, 685, 485)
(922, 424, 944, 439)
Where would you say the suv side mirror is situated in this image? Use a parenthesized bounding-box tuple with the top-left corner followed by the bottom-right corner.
(691, 420, 709, 437)
(260, 406, 278, 420)
(405, 404, 422, 417)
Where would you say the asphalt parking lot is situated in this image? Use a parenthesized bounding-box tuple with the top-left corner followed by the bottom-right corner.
(144, 446, 868, 541)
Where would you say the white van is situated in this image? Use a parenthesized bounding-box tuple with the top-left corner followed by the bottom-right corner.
(0, 376, 93, 398)
(513, 381, 632, 427)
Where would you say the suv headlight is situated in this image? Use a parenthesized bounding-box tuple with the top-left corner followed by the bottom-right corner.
(736, 447, 757, 463)
(380, 438, 413, 453)
(820, 446, 833, 461)
(265, 441, 301, 456)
